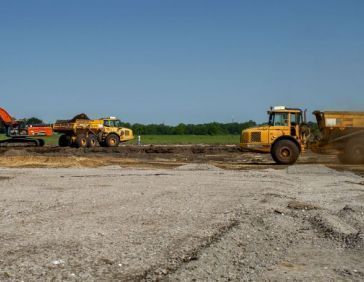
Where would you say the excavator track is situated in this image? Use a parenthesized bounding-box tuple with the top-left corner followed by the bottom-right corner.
(0, 138, 45, 147)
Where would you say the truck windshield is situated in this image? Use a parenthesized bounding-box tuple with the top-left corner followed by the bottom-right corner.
(103, 120, 111, 127)
(269, 113, 289, 126)
(104, 120, 122, 127)
(113, 120, 122, 127)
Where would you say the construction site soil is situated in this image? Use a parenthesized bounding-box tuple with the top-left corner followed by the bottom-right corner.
(0, 145, 363, 281)
(0, 145, 362, 172)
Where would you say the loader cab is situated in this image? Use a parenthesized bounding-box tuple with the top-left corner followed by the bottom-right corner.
(268, 107, 303, 137)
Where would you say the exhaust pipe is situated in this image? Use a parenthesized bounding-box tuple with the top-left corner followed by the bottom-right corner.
(304, 109, 307, 123)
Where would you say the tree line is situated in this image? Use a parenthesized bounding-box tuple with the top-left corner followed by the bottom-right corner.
(119, 121, 257, 135)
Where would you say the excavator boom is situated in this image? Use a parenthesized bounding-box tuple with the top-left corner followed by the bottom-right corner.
(0, 107, 15, 125)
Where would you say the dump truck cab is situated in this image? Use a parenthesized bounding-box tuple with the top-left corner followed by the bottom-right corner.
(241, 106, 308, 164)
(99, 117, 134, 147)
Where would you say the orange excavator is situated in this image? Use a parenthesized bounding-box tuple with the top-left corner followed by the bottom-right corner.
(0, 107, 52, 146)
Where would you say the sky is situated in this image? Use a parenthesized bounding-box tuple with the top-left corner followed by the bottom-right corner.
(0, 0, 363, 124)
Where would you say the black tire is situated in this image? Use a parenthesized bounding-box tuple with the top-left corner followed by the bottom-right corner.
(271, 140, 300, 165)
(106, 134, 120, 147)
(76, 134, 88, 148)
(59, 135, 70, 147)
(37, 139, 45, 147)
(32, 139, 40, 147)
(342, 138, 364, 164)
(338, 153, 350, 164)
(99, 141, 107, 147)
(87, 134, 98, 148)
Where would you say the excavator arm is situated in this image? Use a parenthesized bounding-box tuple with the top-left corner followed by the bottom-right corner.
(0, 107, 16, 126)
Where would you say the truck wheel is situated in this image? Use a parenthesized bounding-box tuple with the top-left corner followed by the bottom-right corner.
(87, 134, 98, 148)
(338, 153, 350, 164)
(343, 138, 364, 164)
(76, 134, 88, 148)
(271, 140, 299, 165)
(99, 141, 107, 147)
(106, 134, 120, 147)
(37, 139, 45, 147)
(59, 135, 70, 147)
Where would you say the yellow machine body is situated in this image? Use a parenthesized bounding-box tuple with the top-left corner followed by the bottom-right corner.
(53, 116, 134, 148)
(240, 107, 304, 153)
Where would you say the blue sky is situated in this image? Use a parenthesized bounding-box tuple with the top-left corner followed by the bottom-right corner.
(0, 0, 363, 124)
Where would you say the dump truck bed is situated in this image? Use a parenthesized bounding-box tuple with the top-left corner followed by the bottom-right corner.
(314, 111, 364, 129)
(53, 119, 103, 134)
(310, 111, 364, 159)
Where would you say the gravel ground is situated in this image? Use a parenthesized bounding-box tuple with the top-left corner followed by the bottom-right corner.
(0, 163, 363, 281)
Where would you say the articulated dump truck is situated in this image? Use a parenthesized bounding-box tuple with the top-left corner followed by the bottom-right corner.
(53, 114, 134, 148)
(240, 107, 364, 165)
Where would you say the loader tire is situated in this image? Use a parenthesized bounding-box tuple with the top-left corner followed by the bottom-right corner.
(342, 138, 364, 164)
(87, 134, 98, 148)
(59, 135, 70, 147)
(106, 134, 120, 147)
(76, 134, 88, 148)
(271, 140, 299, 165)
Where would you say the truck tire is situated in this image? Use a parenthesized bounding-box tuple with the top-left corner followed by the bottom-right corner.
(106, 134, 120, 147)
(338, 153, 350, 164)
(342, 138, 364, 164)
(87, 134, 97, 148)
(99, 141, 107, 147)
(271, 140, 300, 165)
(76, 134, 88, 148)
(59, 135, 70, 147)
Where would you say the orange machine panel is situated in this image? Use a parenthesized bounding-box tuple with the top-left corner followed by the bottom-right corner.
(27, 126, 53, 136)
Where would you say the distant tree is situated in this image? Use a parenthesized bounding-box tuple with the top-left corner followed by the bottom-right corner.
(206, 122, 224, 135)
(25, 117, 44, 125)
(131, 123, 146, 135)
(174, 123, 187, 135)
(193, 124, 208, 135)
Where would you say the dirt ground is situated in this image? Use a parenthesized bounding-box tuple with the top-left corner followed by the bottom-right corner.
(0, 145, 363, 281)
